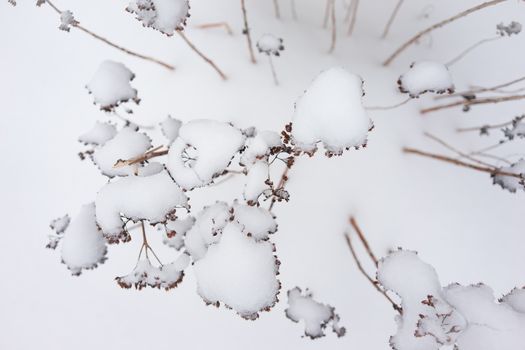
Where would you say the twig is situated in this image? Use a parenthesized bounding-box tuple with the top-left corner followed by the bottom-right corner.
(328, 0, 337, 53)
(365, 97, 411, 110)
(196, 22, 233, 35)
(349, 217, 378, 267)
(446, 36, 500, 67)
(381, 0, 404, 39)
(268, 166, 291, 211)
(268, 56, 279, 85)
(347, 0, 359, 36)
(436, 75, 525, 100)
(114, 146, 168, 168)
(456, 119, 517, 133)
(345, 223, 402, 314)
(323, 0, 332, 28)
(421, 94, 525, 114)
(273, 0, 281, 19)
(383, 0, 507, 66)
(42, 0, 175, 71)
(177, 32, 228, 80)
(403, 147, 523, 178)
(240, 0, 257, 64)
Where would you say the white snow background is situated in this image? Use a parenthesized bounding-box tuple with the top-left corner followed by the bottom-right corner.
(0, 0, 524, 349)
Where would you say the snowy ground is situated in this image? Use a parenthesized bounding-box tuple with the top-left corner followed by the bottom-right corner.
(1, 0, 524, 349)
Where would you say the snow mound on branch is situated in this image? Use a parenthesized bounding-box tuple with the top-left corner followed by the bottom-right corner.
(291, 67, 372, 156)
(92, 128, 152, 177)
(243, 160, 270, 205)
(184, 202, 230, 260)
(116, 258, 186, 290)
(501, 288, 525, 313)
(50, 214, 70, 234)
(86, 61, 139, 111)
(398, 61, 454, 98)
(61, 203, 107, 276)
(193, 222, 280, 319)
(492, 159, 525, 193)
(126, 0, 190, 36)
(377, 249, 525, 350)
(79, 122, 117, 146)
(233, 204, 277, 241)
(95, 171, 188, 242)
(136, 162, 164, 177)
(285, 287, 346, 339)
(256, 34, 284, 56)
(240, 130, 282, 166)
(160, 116, 182, 144)
(167, 119, 245, 190)
(163, 215, 196, 250)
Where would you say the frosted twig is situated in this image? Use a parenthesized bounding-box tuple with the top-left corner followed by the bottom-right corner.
(446, 36, 501, 67)
(240, 0, 257, 63)
(421, 94, 525, 114)
(328, 0, 337, 53)
(346, 0, 359, 36)
(345, 218, 402, 314)
(403, 147, 523, 179)
(383, 0, 507, 66)
(381, 0, 404, 39)
(42, 0, 175, 70)
(349, 217, 379, 267)
(196, 22, 234, 35)
(177, 32, 228, 80)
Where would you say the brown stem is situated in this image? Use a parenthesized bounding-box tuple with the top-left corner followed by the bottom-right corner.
(349, 217, 378, 267)
(347, 0, 359, 36)
(382, 0, 507, 66)
(403, 147, 523, 178)
(114, 146, 168, 168)
(365, 97, 411, 110)
(381, 0, 404, 39)
(273, 0, 281, 19)
(196, 22, 233, 35)
(457, 119, 519, 133)
(240, 0, 257, 64)
(323, 0, 332, 28)
(437, 75, 525, 100)
(43, 0, 175, 70)
(421, 94, 525, 114)
(328, 0, 337, 53)
(345, 228, 402, 314)
(268, 166, 291, 211)
(177, 32, 228, 80)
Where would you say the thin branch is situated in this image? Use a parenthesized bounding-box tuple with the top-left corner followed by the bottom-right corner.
(196, 22, 234, 35)
(268, 166, 291, 211)
(403, 147, 523, 178)
(365, 97, 411, 110)
(177, 32, 228, 80)
(349, 217, 378, 267)
(382, 0, 507, 66)
(347, 0, 359, 36)
(114, 146, 168, 168)
(344, 228, 402, 314)
(436, 75, 525, 100)
(446, 36, 500, 67)
(240, 0, 257, 64)
(268, 56, 279, 85)
(42, 0, 175, 70)
(328, 0, 337, 53)
(456, 119, 517, 133)
(273, 0, 281, 19)
(421, 94, 525, 114)
(323, 0, 332, 28)
(381, 0, 404, 39)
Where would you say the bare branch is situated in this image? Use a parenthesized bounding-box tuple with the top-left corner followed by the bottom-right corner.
(446, 36, 500, 67)
(347, 0, 359, 36)
(177, 32, 228, 80)
(240, 0, 257, 64)
(273, 0, 281, 19)
(365, 97, 411, 110)
(381, 0, 404, 39)
(383, 0, 507, 66)
(436, 75, 525, 100)
(349, 217, 378, 267)
(328, 0, 337, 53)
(421, 94, 525, 114)
(196, 22, 234, 35)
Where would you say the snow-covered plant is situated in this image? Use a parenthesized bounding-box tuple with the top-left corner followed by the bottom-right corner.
(58, 10, 77, 32)
(257, 34, 285, 85)
(126, 0, 190, 36)
(496, 21, 522, 36)
(398, 61, 454, 98)
(48, 65, 370, 325)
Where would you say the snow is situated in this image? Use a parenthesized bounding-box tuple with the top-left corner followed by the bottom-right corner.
(240, 130, 282, 166)
(184, 201, 230, 260)
(291, 67, 372, 156)
(116, 258, 185, 290)
(257, 34, 285, 56)
(95, 171, 188, 241)
(167, 119, 245, 190)
(49, 214, 70, 234)
(86, 60, 138, 111)
(126, 0, 190, 36)
(233, 204, 277, 241)
(193, 222, 280, 319)
(78, 121, 117, 146)
(285, 287, 346, 339)
(501, 288, 525, 313)
(243, 160, 270, 205)
(60, 203, 107, 276)
(92, 127, 152, 177)
(163, 215, 196, 250)
(160, 115, 182, 143)
(398, 61, 454, 98)
(492, 160, 525, 193)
